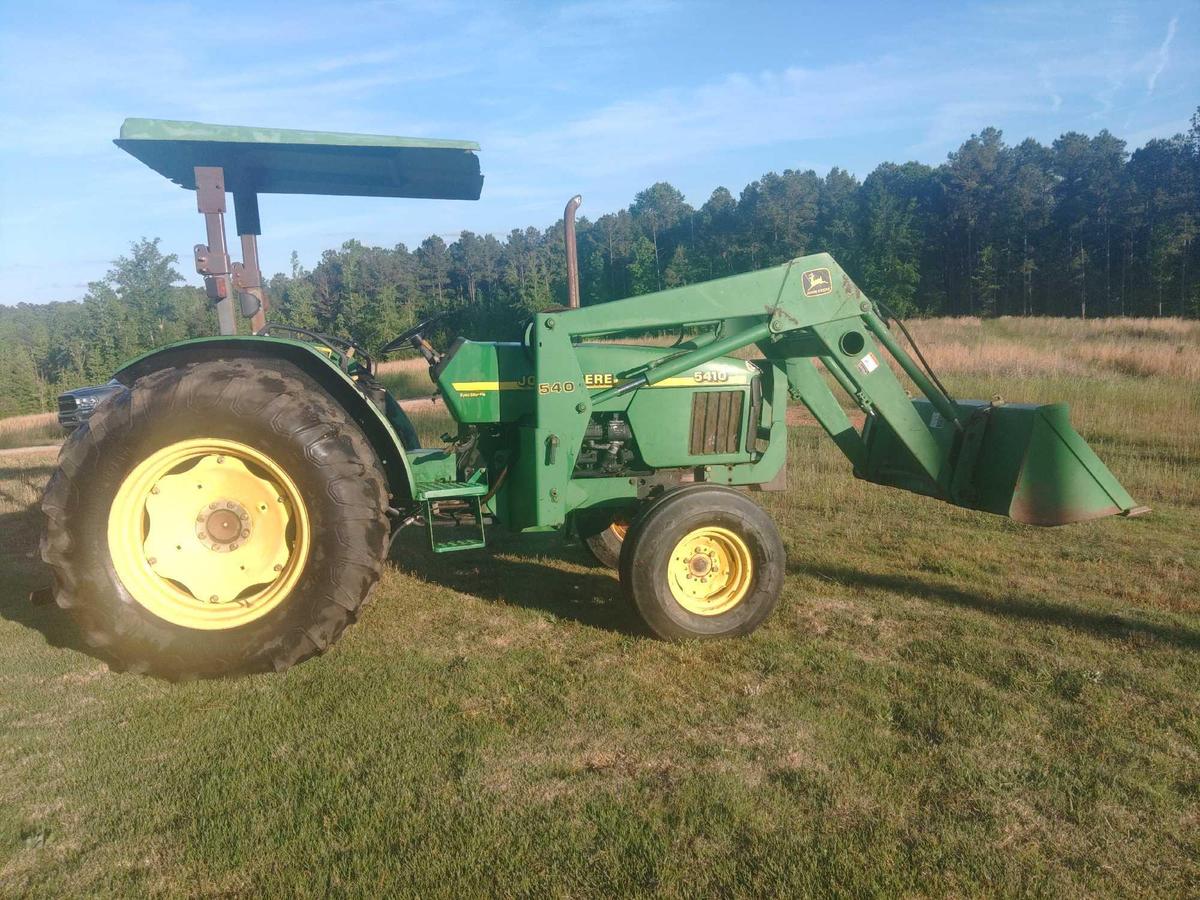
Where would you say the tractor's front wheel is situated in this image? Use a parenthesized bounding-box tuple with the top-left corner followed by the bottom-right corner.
(576, 509, 631, 570)
(41, 358, 390, 679)
(619, 485, 785, 640)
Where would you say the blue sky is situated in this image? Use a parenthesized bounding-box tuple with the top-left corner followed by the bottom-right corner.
(0, 0, 1194, 304)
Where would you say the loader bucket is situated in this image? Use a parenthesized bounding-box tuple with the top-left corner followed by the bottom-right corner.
(968, 402, 1142, 524)
(862, 400, 1144, 526)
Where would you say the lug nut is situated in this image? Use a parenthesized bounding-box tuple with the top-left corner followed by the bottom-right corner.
(273, 564, 283, 572)
(217, 456, 225, 464)
(240, 529, 250, 538)
(147, 557, 157, 565)
(150, 486, 159, 495)
(209, 595, 219, 603)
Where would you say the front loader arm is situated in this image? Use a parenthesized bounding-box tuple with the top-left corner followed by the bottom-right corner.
(531, 253, 1141, 527)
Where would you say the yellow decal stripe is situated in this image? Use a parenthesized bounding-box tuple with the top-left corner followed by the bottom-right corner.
(650, 376, 750, 388)
(452, 373, 750, 392)
(450, 381, 531, 392)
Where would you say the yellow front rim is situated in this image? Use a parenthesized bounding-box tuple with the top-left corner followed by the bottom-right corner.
(107, 438, 311, 630)
(667, 526, 753, 616)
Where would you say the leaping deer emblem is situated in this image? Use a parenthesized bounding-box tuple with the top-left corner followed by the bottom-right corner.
(802, 268, 832, 296)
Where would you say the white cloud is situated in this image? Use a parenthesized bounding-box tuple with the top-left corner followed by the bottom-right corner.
(2, 0, 1196, 303)
(483, 60, 929, 180)
(1147, 16, 1178, 93)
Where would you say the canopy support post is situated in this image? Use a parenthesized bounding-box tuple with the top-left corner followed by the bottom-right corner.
(193, 166, 236, 335)
(232, 192, 268, 333)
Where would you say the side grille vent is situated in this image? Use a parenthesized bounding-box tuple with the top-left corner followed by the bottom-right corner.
(689, 391, 743, 455)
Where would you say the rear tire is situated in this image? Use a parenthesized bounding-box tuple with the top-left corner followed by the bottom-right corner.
(619, 485, 784, 640)
(40, 357, 390, 679)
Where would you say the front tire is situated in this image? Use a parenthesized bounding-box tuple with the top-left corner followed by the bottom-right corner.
(576, 509, 631, 570)
(619, 485, 784, 640)
(41, 357, 390, 679)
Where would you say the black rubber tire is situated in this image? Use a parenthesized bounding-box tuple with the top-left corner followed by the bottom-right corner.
(619, 484, 784, 640)
(40, 357, 390, 679)
(576, 508, 631, 570)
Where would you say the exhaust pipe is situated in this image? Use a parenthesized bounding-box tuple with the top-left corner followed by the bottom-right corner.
(564, 194, 582, 309)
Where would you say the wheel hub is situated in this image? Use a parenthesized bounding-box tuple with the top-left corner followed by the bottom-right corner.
(197, 499, 251, 550)
(667, 527, 753, 616)
(687, 552, 713, 577)
(107, 439, 310, 630)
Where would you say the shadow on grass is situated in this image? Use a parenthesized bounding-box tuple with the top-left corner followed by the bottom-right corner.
(0, 463, 57, 508)
(793, 561, 1200, 651)
(4, 497, 638, 666)
(0, 505, 92, 658)
(389, 530, 643, 636)
(0, 462, 57, 480)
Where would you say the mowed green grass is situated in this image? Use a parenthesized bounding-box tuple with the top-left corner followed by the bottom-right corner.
(2, 319, 1198, 896)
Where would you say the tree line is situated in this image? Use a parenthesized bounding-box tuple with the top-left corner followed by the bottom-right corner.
(1, 111, 1196, 416)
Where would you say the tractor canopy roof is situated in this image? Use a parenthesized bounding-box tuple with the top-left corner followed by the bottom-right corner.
(115, 118, 483, 200)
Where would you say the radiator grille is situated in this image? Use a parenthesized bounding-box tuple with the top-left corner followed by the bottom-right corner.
(689, 390, 744, 455)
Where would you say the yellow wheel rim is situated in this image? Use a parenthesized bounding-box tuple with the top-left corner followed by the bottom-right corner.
(667, 526, 753, 616)
(107, 438, 311, 630)
(609, 520, 629, 541)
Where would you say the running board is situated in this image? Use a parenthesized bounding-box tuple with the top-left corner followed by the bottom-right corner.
(416, 480, 488, 552)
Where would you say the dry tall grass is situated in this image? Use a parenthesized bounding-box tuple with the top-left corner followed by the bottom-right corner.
(0, 412, 60, 450)
(377, 317, 1200, 382)
(376, 356, 436, 400)
(374, 357, 429, 378)
(0, 411, 56, 434)
(903, 317, 1200, 381)
(1, 318, 1194, 447)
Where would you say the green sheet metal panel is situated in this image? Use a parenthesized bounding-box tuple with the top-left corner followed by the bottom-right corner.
(115, 118, 483, 200)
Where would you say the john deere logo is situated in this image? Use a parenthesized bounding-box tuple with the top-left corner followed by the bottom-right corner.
(802, 268, 833, 297)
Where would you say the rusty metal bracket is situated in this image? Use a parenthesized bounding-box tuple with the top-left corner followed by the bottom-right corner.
(193, 166, 236, 334)
(230, 192, 268, 332)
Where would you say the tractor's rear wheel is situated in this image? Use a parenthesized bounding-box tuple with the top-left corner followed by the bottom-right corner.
(41, 358, 390, 679)
(619, 485, 784, 640)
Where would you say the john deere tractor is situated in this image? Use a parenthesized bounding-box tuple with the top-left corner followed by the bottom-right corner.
(40, 119, 1146, 678)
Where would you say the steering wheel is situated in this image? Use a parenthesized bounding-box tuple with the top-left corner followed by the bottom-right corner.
(379, 311, 455, 358)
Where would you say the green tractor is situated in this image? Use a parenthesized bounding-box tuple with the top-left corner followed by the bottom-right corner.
(41, 119, 1146, 678)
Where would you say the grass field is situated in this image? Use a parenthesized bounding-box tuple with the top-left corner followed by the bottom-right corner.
(1, 318, 1197, 896)
(377, 356, 440, 401)
(0, 412, 61, 451)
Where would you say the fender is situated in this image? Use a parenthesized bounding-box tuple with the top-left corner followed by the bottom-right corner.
(113, 335, 418, 503)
